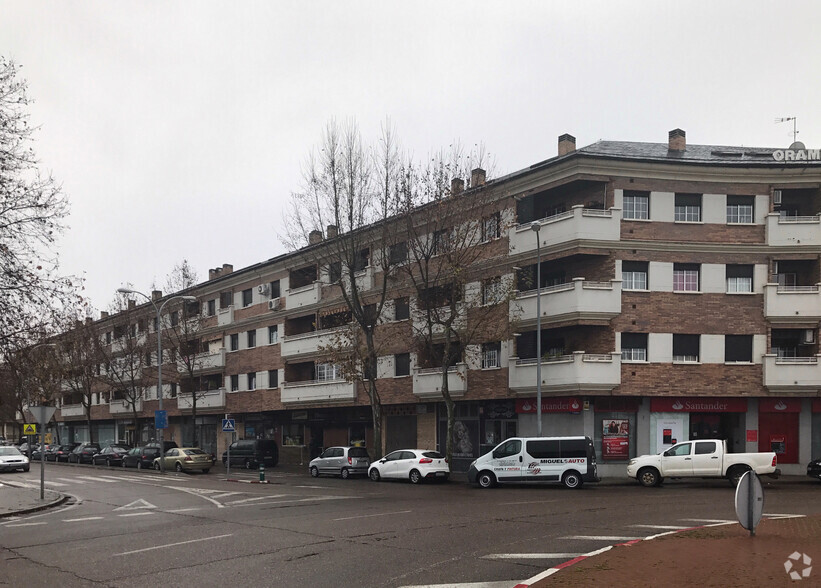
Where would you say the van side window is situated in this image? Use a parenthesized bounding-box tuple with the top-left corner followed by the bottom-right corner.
(526, 440, 560, 458)
(695, 441, 717, 455)
(560, 439, 588, 458)
(493, 439, 521, 458)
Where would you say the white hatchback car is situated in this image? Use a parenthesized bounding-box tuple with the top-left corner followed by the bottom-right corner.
(0, 446, 30, 472)
(368, 449, 449, 484)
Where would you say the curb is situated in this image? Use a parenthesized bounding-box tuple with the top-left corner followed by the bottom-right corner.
(0, 484, 69, 519)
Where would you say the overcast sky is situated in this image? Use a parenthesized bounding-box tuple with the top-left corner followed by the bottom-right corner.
(3, 1, 820, 313)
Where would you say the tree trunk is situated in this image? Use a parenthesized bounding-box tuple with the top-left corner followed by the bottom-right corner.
(86, 399, 94, 443)
(441, 369, 455, 465)
(364, 329, 383, 459)
(192, 393, 198, 448)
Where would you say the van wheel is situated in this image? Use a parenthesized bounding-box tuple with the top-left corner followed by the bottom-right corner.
(562, 471, 582, 489)
(409, 469, 422, 484)
(369, 468, 380, 482)
(638, 467, 660, 487)
(244, 459, 252, 470)
(728, 465, 751, 487)
(477, 471, 496, 489)
(341, 468, 350, 479)
(310, 466, 319, 478)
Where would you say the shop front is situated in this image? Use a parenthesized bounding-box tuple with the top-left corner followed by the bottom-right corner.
(594, 397, 640, 463)
(649, 397, 747, 455)
(758, 398, 801, 464)
(438, 400, 519, 472)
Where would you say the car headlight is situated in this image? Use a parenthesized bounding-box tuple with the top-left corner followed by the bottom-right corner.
(628, 459, 636, 466)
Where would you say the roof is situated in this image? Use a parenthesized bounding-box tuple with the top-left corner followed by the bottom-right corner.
(576, 140, 821, 165)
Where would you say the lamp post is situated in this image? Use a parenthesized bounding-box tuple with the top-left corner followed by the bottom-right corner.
(530, 221, 543, 436)
(117, 288, 196, 473)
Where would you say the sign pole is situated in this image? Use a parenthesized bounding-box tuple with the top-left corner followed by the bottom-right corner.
(28, 407, 56, 500)
(226, 434, 231, 478)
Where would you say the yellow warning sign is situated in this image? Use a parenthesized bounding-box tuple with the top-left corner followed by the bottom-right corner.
(23, 423, 37, 435)
(44, 433, 53, 444)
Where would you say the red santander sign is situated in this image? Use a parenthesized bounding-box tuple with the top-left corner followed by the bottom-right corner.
(516, 397, 582, 413)
(650, 397, 748, 413)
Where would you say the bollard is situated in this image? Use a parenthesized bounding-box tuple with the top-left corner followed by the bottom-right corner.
(259, 463, 265, 483)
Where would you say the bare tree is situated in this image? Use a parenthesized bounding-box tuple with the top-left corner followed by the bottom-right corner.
(59, 315, 103, 443)
(282, 120, 403, 459)
(0, 57, 75, 349)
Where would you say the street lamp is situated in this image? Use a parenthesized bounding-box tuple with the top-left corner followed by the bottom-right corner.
(530, 221, 543, 437)
(117, 288, 196, 473)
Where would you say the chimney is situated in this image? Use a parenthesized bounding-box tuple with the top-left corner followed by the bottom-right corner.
(668, 128, 686, 151)
(558, 133, 576, 156)
(85, 317, 93, 325)
(326, 225, 338, 239)
(100, 311, 109, 319)
(470, 168, 486, 187)
(451, 178, 464, 195)
(221, 263, 233, 275)
(308, 230, 323, 245)
(128, 299, 136, 310)
(152, 290, 162, 301)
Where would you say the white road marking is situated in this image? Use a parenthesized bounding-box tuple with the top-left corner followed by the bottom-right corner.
(561, 535, 641, 541)
(764, 513, 805, 519)
(680, 518, 735, 524)
(166, 508, 201, 513)
(334, 510, 411, 521)
(208, 492, 243, 499)
(630, 524, 688, 530)
(76, 476, 118, 483)
(63, 517, 104, 522)
(57, 478, 87, 484)
(225, 495, 287, 505)
(233, 495, 354, 508)
(114, 499, 156, 511)
(293, 485, 325, 489)
(6, 522, 47, 527)
(167, 486, 226, 508)
(114, 533, 233, 556)
(118, 512, 154, 517)
(401, 582, 515, 588)
(498, 500, 557, 506)
(482, 553, 583, 559)
(42, 480, 69, 487)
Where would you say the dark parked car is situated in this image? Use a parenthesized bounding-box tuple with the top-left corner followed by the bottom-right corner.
(145, 440, 178, 453)
(122, 446, 161, 470)
(807, 458, 821, 480)
(31, 444, 56, 460)
(68, 443, 101, 464)
(50, 443, 80, 462)
(92, 445, 130, 466)
(222, 439, 279, 469)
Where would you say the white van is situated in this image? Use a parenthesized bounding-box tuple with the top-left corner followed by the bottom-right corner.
(467, 436, 599, 489)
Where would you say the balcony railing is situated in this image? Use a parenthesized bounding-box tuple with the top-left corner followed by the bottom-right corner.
(766, 212, 821, 246)
(764, 283, 821, 321)
(60, 403, 85, 417)
(763, 354, 821, 390)
(509, 351, 621, 393)
(511, 278, 621, 325)
(217, 305, 234, 326)
(177, 388, 226, 410)
(281, 378, 355, 404)
(281, 326, 349, 358)
(193, 348, 226, 372)
(286, 282, 321, 309)
(412, 363, 468, 399)
(509, 206, 621, 255)
(109, 398, 142, 414)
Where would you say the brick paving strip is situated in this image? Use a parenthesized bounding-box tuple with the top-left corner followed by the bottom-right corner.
(522, 515, 821, 587)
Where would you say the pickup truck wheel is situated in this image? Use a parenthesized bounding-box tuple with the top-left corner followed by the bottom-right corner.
(728, 465, 751, 486)
(638, 467, 661, 487)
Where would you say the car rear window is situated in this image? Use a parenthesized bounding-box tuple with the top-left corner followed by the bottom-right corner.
(421, 451, 444, 459)
(184, 449, 207, 455)
(348, 447, 369, 458)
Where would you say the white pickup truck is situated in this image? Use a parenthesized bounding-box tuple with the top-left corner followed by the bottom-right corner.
(627, 439, 780, 487)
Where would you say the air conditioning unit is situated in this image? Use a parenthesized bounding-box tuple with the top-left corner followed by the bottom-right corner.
(773, 190, 782, 204)
(268, 298, 281, 311)
(802, 329, 815, 344)
(257, 284, 270, 296)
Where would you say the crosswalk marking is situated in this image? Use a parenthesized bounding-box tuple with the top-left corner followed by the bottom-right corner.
(76, 476, 118, 483)
(56, 477, 87, 484)
(118, 512, 154, 517)
(482, 553, 583, 560)
(680, 518, 735, 524)
(561, 535, 642, 541)
(6, 522, 47, 527)
(63, 517, 104, 522)
(630, 524, 687, 530)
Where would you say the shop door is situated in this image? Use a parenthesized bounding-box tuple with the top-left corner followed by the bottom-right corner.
(386, 416, 417, 454)
(758, 412, 799, 464)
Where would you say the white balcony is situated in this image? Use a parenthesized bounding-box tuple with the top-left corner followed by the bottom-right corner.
(413, 363, 468, 399)
(281, 379, 356, 404)
(509, 206, 621, 255)
(764, 283, 821, 321)
(217, 305, 234, 326)
(281, 327, 349, 359)
(193, 348, 226, 372)
(109, 398, 142, 414)
(60, 404, 85, 417)
(766, 213, 821, 246)
(178, 388, 226, 410)
(763, 355, 821, 390)
(286, 282, 321, 309)
(511, 278, 621, 326)
(342, 266, 374, 292)
(509, 351, 621, 393)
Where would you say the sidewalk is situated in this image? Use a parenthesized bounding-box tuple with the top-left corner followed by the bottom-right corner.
(0, 480, 66, 517)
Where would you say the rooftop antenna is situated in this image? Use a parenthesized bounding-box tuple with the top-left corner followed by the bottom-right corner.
(775, 117, 799, 143)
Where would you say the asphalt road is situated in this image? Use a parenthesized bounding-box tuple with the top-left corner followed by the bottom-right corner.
(1, 464, 819, 587)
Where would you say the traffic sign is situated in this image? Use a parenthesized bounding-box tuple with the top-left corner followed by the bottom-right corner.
(23, 423, 37, 435)
(222, 418, 236, 432)
(735, 470, 764, 536)
(154, 410, 168, 430)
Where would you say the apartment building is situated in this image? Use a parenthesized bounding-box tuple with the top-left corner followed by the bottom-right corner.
(51, 129, 821, 475)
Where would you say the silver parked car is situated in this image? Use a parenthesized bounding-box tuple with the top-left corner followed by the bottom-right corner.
(309, 446, 370, 479)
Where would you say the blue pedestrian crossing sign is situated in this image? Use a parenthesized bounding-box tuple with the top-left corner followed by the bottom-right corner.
(222, 418, 236, 432)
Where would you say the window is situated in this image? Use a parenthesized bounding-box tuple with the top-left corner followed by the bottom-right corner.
(247, 372, 256, 390)
(395, 353, 410, 377)
(130, 323, 137, 337)
(354, 248, 369, 272)
(621, 333, 648, 361)
(328, 261, 342, 283)
(283, 423, 304, 446)
(363, 359, 376, 381)
(623, 191, 650, 220)
(268, 369, 279, 388)
(482, 212, 501, 241)
(316, 363, 340, 381)
(394, 297, 410, 321)
(667, 443, 692, 457)
(725, 335, 753, 363)
(207, 299, 216, 316)
(230, 375, 239, 391)
(268, 325, 278, 344)
(432, 229, 449, 255)
(389, 241, 407, 265)
(482, 277, 503, 305)
(170, 383, 177, 398)
(726, 264, 753, 293)
(242, 288, 253, 307)
(727, 195, 754, 224)
(145, 352, 152, 367)
(673, 334, 700, 362)
(270, 280, 281, 298)
(622, 261, 648, 291)
(247, 330, 256, 348)
(674, 193, 702, 222)
(230, 333, 239, 352)
(482, 342, 501, 369)
(219, 291, 232, 309)
(153, 317, 158, 331)
(170, 311, 179, 327)
(695, 441, 717, 455)
(106, 331, 111, 345)
(673, 263, 700, 292)
(492, 439, 521, 459)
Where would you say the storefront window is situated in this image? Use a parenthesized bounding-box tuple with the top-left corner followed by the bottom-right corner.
(594, 412, 636, 462)
(283, 423, 304, 446)
(349, 423, 366, 447)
